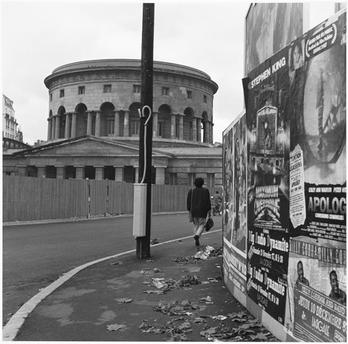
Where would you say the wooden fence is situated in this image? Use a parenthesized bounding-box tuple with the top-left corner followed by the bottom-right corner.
(3, 176, 191, 222)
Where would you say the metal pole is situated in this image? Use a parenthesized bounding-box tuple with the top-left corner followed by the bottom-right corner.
(136, 3, 154, 259)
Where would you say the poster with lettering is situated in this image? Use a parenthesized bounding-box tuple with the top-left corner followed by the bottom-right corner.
(285, 11, 346, 342)
(222, 122, 234, 243)
(222, 113, 248, 295)
(246, 45, 290, 324)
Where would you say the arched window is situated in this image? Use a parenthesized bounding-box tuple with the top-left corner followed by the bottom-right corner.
(57, 106, 66, 139)
(100, 102, 115, 136)
(158, 104, 171, 138)
(75, 103, 88, 137)
(129, 102, 141, 136)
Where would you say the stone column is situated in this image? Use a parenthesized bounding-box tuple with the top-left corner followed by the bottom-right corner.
(95, 111, 101, 136)
(64, 113, 70, 138)
(37, 166, 46, 178)
(114, 167, 123, 182)
(114, 111, 120, 137)
(153, 112, 158, 137)
(47, 118, 52, 140)
(124, 110, 129, 137)
(197, 118, 202, 142)
(57, 166, 64, 179)
(155, 167, 165, 184)
(179, 114, 184, 140)
(51, 117, 55, 140)
(95, 166, 104, 180)
(71, 113, 77, 138)
(171, 114, 176, 139)
(55, 115, 60, 139)
(87, 111, 92, 135)
(192, 117, 197, 142)
(209, 122, 213, 143)
(75, 166, 84, 179)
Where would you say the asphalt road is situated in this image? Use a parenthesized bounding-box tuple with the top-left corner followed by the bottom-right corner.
(3, 213, 222, 325)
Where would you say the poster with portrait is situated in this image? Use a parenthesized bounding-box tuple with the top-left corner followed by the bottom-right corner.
(246, 45, 291, 324)
(222, 113, 248, 295)
(285, 11, 346, 342)
(245, 3, 303, 74)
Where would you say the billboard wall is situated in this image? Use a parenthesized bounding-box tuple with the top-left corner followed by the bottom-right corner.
(224, 10, 346, 342)
(245, 3, 303, 75)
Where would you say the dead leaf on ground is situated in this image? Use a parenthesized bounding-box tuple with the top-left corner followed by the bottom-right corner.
(106, 323, 127, 332)
(144, 289, 164, 295)
(115, 298, 133, 303)
(250, 333, 269, 341)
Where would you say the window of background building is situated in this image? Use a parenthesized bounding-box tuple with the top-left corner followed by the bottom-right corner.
(78, 86, 85, 95)
(130, 121, 140, 136)
(103, 84, 112, 93)
(60, 89, 64, 98)
(49, 93, 52, 101)
(106, 118, 114, 135)
(158, 121, 164, 137)
(133, 84, 141, 93)
(187, 90, 192, 99)
(162, 87, 169, 96)
(203, 95, 207, 103)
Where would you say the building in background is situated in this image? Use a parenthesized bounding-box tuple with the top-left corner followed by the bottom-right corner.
(3, 59, 222, 187)
(2, 94, 29, 152)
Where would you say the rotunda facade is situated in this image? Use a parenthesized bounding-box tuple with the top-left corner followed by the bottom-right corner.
(44, 59, 218, 145)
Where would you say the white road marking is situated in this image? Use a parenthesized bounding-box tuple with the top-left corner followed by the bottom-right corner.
(3, 229, 221, 340)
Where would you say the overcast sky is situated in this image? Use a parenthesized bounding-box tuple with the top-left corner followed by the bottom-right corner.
(1, 0, 337, 144)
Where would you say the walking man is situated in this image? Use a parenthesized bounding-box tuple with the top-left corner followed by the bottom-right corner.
(187, 177, 211, 249)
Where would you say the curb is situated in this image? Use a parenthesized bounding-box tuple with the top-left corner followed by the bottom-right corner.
(3, 229, 222, 341)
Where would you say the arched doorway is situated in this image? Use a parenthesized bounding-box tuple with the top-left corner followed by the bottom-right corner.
(183, 107, 194, 141)
(129, 102, 141, 136)
(100, 102, 115, 136)
(75, 103, 88, 137)
(158, 104, 171, 138)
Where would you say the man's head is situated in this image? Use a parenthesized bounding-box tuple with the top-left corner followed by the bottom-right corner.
(297, 261, 304, 279)
(194, 177, 204, 188)
(330, 270, 339, 294)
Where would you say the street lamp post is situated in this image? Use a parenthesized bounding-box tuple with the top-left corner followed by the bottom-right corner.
(135, 3, 154, 259)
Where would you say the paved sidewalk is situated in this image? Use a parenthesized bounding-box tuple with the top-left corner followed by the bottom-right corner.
(14, 231, 278, 341)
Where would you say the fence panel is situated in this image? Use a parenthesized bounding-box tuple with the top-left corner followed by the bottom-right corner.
(3, 176, 191, 222)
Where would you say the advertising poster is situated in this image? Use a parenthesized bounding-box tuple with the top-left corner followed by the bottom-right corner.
(222, 124, 234, 242)
(285, 11, 346, 342)
(245, 3, 303, 74)
(222, 114, 248, 295)
(246, 45, 291, 324)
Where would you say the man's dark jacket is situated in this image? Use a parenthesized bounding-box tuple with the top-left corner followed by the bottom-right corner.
(187, 187, 211, 218)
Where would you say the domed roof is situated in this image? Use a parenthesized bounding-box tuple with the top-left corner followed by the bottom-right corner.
(44, 59, 218, 92)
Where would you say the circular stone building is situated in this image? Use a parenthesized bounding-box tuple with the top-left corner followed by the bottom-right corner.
(4, 59, 222, 187)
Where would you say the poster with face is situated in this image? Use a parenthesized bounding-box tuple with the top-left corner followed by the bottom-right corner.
(285, 11, 346, 342)
(245, 3, 303, 75)
(246, 45, 291, 324)
(222, 113, 248, 295)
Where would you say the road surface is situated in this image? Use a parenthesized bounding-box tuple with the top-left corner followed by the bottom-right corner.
(3, 213, 222, 325)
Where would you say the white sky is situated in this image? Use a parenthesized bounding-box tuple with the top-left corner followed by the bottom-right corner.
(1, 0, 338, 145)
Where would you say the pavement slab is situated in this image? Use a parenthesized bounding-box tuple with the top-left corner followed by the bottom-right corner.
(14, 231, 279, 341)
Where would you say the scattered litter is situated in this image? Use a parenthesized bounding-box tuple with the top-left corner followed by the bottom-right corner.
(110, 261, 120, 266)
(142, 281, 151, 285)
(207, 277, 220, 283)
(146, 259, 154, 263)
(144, 289, 165, 295)
(152, 278, 168, 289)
(199, 296, 213, 304)
(211, 315, 227, 321)
(193, 317, 207, 324)
(153, 268, 160, 273)
(154, 300, 198, 316)
(177, 320, 192, 331)
(210, 247, 223, 257)
(216, 265, 221, 268)
(202, 281, 210, 284)
(115, 298, 133, 303)
(250, 333, 269, 341)
(151, 238, 159, 245)
(178, 274, 200, 287)
(172, 256, 197, 264)
(106, 323, 127, 332)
